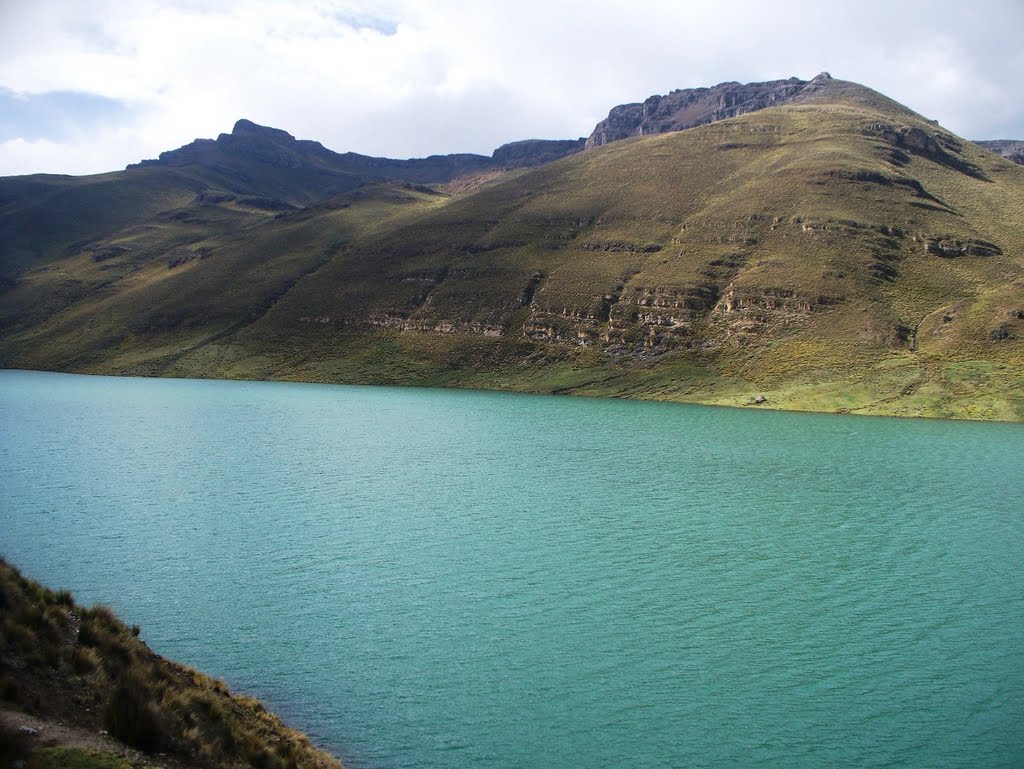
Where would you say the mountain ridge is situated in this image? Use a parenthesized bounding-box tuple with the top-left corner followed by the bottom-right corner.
(1, 75, 1022, 420)
(131, 117, 587, 180)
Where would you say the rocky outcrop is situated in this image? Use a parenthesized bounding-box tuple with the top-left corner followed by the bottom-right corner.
(586, 74, 832, 149)
(915, 235, 1002, 258)
(975, 140, 1024, 165)
(167, 247, 211, 270)
(515, 274, 847, 354)
(367, 314, 505, 337)
(865, 123, 945, 158)
(864, 122, 988, 178)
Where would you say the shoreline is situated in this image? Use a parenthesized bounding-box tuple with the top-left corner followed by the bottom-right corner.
(2, 364, 1022, 425)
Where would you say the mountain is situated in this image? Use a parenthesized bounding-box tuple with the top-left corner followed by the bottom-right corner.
(0, 558, 340, 769)
(0, 120, 583, 279)
(133, 118, 585, 184)
(588, 75, 1024, 171)
(975, 140, 1024, 165)
(1, 75, 1022, 420)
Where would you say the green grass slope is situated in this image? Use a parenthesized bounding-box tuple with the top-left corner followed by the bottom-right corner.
(0, 117, 574, 283)
(0, 559, 340, 769)
(0, 182, 447, 371)
(0, 168, 215, 279)
(2, 78, 1023, 420)
(0, 119, 442, 280)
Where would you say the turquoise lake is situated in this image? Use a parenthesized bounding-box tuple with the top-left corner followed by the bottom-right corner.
(1, 369, 1022, 769)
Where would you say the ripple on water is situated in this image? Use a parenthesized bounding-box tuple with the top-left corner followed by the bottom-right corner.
(2, 371, 1023, 769)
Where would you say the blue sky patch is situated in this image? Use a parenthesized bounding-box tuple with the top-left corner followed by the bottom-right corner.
(0, 89, 129, 142)
(326, 9, 398, 35)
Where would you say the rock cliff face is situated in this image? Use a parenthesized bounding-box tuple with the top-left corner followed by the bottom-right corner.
(587, 73, 845, 148)
(975, 140, 1024, 165)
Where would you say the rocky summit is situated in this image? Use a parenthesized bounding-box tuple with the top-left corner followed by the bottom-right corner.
(583, 72, 897, 148)
(1, 75, 1022, 420)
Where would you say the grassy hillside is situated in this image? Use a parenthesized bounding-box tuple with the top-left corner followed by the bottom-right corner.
(0, 182, 447, 363)
(0, 118, 582, 282)
(1, 78, 1022, 420)
(0, 559, 340, 769)
(0, 118, 474, 280)
(0, 169, 214, 279)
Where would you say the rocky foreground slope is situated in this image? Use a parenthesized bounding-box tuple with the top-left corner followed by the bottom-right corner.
(0, 559, 341, 769)
(1, 75, 1022, 420)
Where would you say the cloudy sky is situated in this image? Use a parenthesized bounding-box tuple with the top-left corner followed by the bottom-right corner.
(1, 0, 1022, 176)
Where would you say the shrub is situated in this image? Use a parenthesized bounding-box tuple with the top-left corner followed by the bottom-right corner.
(72, 646, 103, 675)
(103, 671, 167, 753)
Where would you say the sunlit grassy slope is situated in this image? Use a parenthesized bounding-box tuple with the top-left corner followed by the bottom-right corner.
(2, 78, 1022, 420)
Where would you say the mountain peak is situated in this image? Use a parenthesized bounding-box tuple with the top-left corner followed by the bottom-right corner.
(130, 118, 320, 172)
(584, 73, 910, 149)
(231, 119, 295, 142)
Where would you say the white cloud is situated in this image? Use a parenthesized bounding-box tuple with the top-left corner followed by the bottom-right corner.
(0, 132, 149, 177)
(0, 0, 1022, 175)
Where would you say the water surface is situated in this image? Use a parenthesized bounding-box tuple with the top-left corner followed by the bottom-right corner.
(1, 370, 1022, 769)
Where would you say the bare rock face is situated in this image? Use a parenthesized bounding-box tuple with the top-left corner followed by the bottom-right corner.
(586, 75, 823, 149)
(865, 123, 946, 160)
(917, 236, 1002, 258)
(975, 140, 1024, 165)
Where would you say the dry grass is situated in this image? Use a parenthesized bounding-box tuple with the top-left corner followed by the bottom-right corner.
(0, 559, 340, 769)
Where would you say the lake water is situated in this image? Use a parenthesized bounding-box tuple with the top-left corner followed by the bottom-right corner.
(1, 369, 1022, 769)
